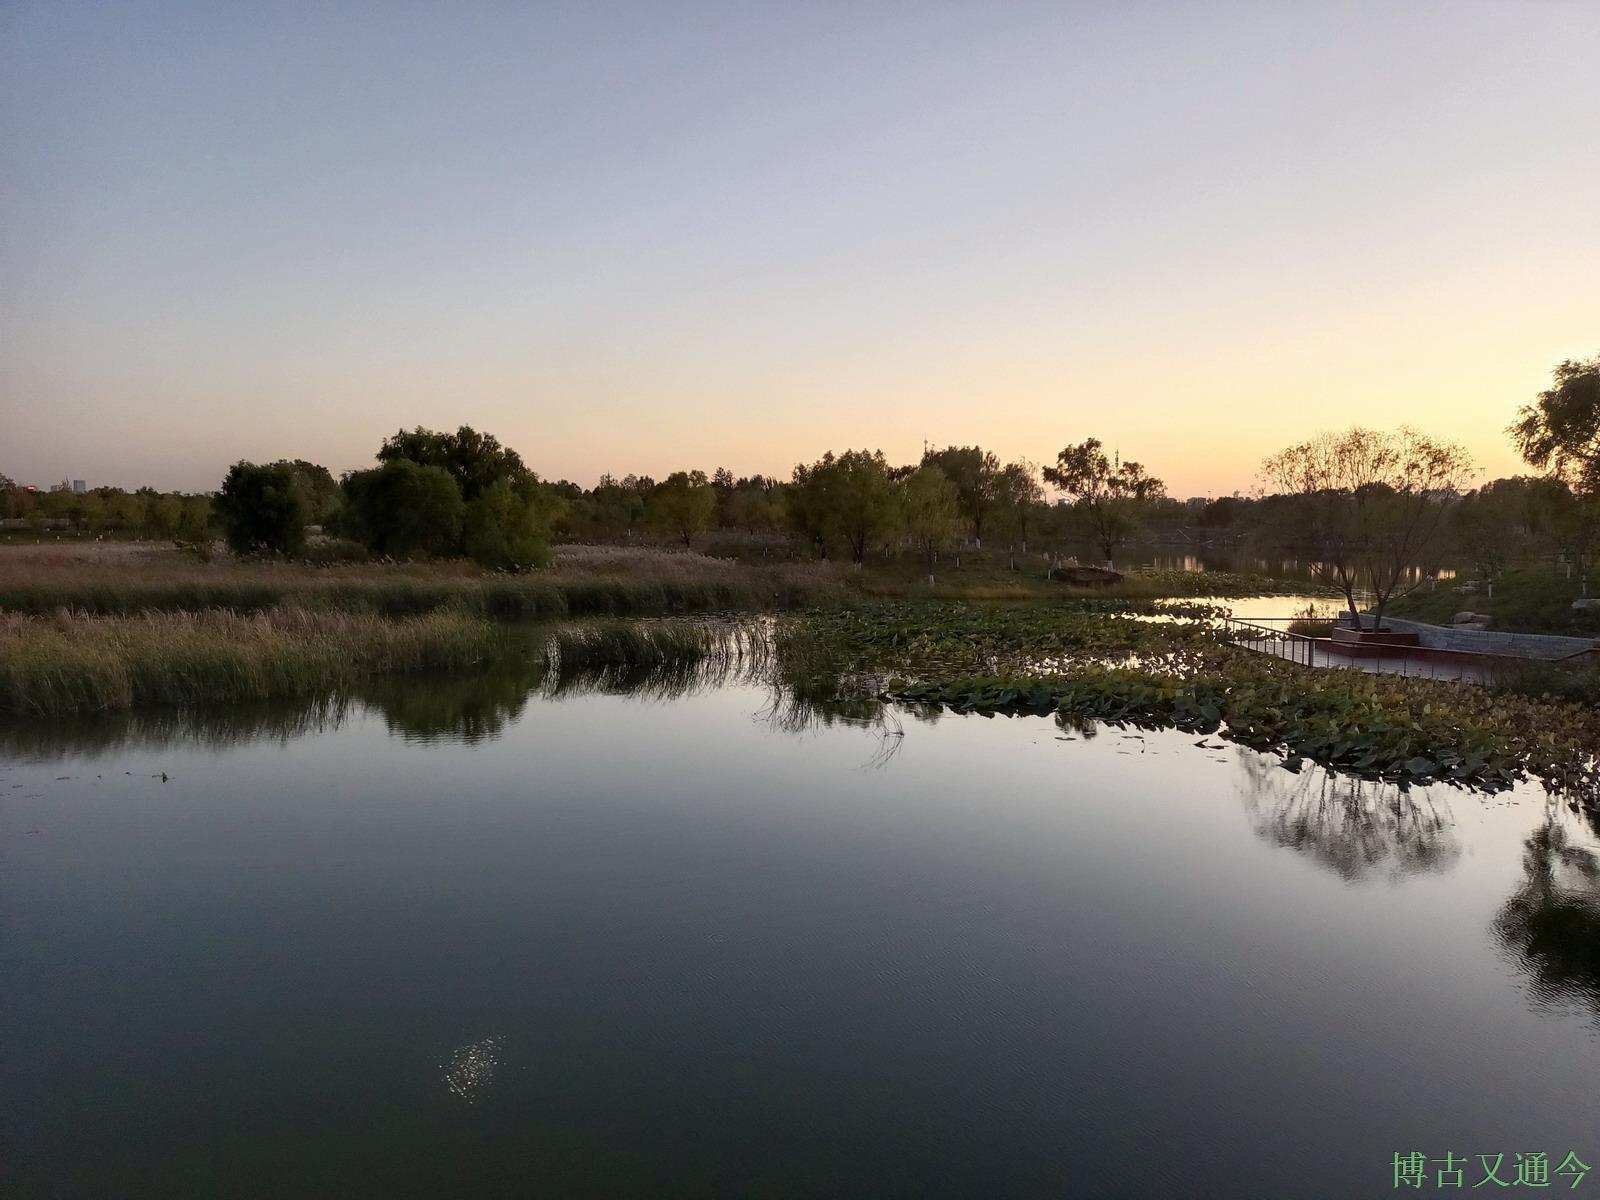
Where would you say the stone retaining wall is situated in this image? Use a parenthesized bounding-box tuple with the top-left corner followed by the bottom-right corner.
(1344, 614, 1597, 661)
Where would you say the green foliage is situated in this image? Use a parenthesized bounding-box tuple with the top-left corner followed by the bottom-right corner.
(920, 445, 1000, 542)
(1389, 566, 1600, 636)
(647, 471, 717, 547)
(897, 465, 961, 571)
(0, 607, 501, 716)
(780, 599, 1599, 802)
(377, 425, 529, 501)
(340, 460, 465, 559)
(215, 461, 310, 556)
(787, 450, 898, 561)
(463, 479, 552, 571)
(286, 459, 341, 524)
(1044, 438, 1166, 562)
(1492, 660, 1600, 706)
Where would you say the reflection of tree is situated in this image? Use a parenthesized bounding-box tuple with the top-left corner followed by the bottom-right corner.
(1494, 816, 1600, 1020)
(1236, 755, 1460, 880)
(359, 666, 540, 745)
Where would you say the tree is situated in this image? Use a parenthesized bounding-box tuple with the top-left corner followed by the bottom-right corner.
(463, 478, 552, 570)
(1510, 353, 1600, 597)
(1262, 427, 1473, 629)
(647, 470, 717, 548)
(286, 460, 341, 525)
(341, 459, 464, 559)
(899, 465, 962, 580)
(994, 460, 1045, 557)
(786, 455, 838, 557)
(215, 461, 310, 556)
(176, 496, 212, 543)
(787, 450, 897, 563)
(1451, 478, 1535, 595)
(145, 493, 183, 537)
(920, 445, 1000, 545)
(377, 425, 529, 501)
(1511, 353, 1600, 495)
(724, 477, 787, 537)
(1043, 439, 1166, 565)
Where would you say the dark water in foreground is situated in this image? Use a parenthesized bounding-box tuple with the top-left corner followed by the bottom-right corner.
(3, 665, 1597, 1198)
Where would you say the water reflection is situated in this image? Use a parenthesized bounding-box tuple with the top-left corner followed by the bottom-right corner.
(1495, 815, 1600, 1022)
(1235, 753, 1461, 881)
(0, 695, 353, 759)
(0, 622, 775, 757)
(362, 667, 539, 745)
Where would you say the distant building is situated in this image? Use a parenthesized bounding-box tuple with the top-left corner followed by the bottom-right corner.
(71, 479, 87, 493)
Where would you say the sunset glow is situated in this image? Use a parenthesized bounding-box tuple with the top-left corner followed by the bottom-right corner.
(4, 3, 1597, 494)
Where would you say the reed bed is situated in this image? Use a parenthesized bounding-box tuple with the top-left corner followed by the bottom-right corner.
(0, 605, 776, 717)
(0, 544, 848, 618)
(0, 607, 502, 716)
(542, 618, 770, 699)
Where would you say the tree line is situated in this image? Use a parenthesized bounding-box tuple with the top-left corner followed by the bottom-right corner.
(6, 353, 1595, 608)
(0, 479, 212, 542)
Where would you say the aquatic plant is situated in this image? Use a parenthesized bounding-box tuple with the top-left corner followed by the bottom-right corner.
(778, 602, 1600, 805)
(0, 606, 501, 716)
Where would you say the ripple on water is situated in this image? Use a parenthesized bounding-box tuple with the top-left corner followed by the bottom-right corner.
(442, 1036, 502, 1102)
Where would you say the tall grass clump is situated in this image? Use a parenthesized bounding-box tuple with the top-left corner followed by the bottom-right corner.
(0, 545, 850, 618)
(541, 618, 770, 699)
(0, 607, 501, 716)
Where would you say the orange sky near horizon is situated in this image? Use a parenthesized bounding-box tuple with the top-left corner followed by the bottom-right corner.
(4, 3, 1596, 498)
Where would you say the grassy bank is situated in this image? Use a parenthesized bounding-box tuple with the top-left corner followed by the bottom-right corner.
(1389, 566, 1600, 636)
(0, 544, 850, 618)
(0, 542, 1329, 617)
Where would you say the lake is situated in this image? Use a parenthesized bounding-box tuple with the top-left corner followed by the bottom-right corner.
(3, 654, 1596, 1198)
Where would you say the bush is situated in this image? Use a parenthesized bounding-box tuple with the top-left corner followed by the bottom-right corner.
(463, 479, 551, 571)
(340, 460, 464, 559)
(215, 461, 309, 557)
(1493, 661, 1600, 705)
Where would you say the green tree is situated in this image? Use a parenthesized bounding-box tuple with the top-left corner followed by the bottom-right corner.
(724, 477, 787, 537)
(787, 455, 838, 557)
(463, 478, 552, 570)
(286, 460, 341, 525)
(920, 445, 1000, 545)
(145, 493, 183, 537)
(789, 450, 897, 562)
(647, 470, 717, 548)
(215, 461, 311, 556)
(994, 460, 1045, 556)
(377, 425, 529, 501)
(1043, 439, 1166, 565)
(899, 464, 962, 580)
(176, 496, 212, 543)
(341, 459, 464, 559)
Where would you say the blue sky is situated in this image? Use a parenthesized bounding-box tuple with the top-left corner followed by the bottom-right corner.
(4, 1, 1597, 494)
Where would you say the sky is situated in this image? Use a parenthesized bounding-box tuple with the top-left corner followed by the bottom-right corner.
(2, 1, 1597, 498)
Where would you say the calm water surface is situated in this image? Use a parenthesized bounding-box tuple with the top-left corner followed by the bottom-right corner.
(3, 665, 1596, 1198)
